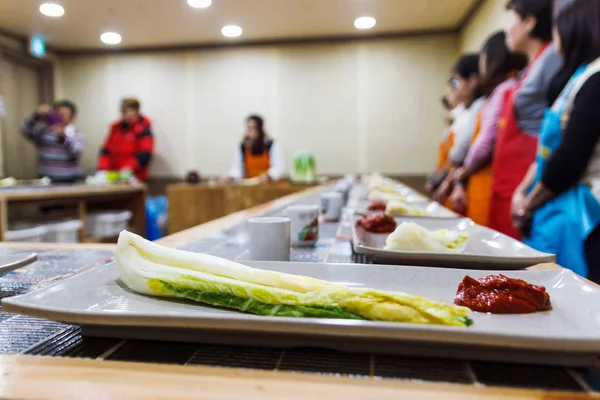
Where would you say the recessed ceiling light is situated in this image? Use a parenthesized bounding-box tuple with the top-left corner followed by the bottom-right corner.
(100, 32, 122, 45)
(221, 25, 242, 38)
(39, 3, 65, 17)
(354, 16, 376, 30)
(187, 0, 212, 8)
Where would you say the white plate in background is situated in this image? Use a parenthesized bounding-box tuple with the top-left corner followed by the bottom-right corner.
(353, 199, 458, 219)
(352, 217, 555, 269)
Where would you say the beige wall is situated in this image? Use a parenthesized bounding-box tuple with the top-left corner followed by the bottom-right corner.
(56, 35, 458, 178)
(460, 0, 509, 53)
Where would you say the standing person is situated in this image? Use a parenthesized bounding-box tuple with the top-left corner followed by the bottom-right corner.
(22, 100, 84, 183)
(425, 92, 463, 195)
(489, 0, 562, 239)
(98, 98, 154, 182)
(433, 55, 485, 209)
(513, 0, 600, 279)
(221, 115, 285, 183)
(450, 32, 527, 225)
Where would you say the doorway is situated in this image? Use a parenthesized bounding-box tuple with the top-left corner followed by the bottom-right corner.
(0, 47, 53, 179)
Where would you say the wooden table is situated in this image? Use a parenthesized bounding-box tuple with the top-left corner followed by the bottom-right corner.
(0, 183, 147, 242)
(0, 186, 596, 399)
(166, 182, 315, 234)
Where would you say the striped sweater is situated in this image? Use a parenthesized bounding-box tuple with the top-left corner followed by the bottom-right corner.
(22, 116, 85, 182)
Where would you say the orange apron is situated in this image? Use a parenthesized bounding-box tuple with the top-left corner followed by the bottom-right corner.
(465, 113, 493, 226)
(436, 131, 455, 172)
(435, 132, 455, 209)
(244, 147, 271, 178)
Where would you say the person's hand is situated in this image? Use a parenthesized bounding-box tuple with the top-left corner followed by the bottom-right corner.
(50, 125, 65, 137)
(510, 190, 526, 221)
(453, 167, 467, 182)
(450, 184, 467, 213)
(511, 191, 532, 235)
(35, 104, 52, 115)
(219, 175, 233, 184)
(513, 206, 533, 237)
(259, 173, 270, 183)
(433, 180, 451, 203)
(424, 182, 435, 195)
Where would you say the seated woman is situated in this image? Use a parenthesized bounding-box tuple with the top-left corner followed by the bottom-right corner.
(514, 0, 600, 279)
(433, 54, 485, 210)
(449, 32, 527, 225)
(222, 115, 285, 183)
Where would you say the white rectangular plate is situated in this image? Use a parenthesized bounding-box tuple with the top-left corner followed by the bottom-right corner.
(3, 262, 599, 360)
(354, 199, 458, 219)
(352, 217, 556, 269)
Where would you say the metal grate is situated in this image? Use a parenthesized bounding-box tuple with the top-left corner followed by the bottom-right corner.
(278, 348, 371, 376)
(106, 340, 199, 365)
(187, 344, 282, 370)
(471, 361, 585, 392)
(22, 330, 596, 392)
(374, 355, 472, 383)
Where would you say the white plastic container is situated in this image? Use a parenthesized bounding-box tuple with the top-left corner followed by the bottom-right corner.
(86, 211, 133, 238)
(43, 219, 83, 243)
(5, 224, 48, 243)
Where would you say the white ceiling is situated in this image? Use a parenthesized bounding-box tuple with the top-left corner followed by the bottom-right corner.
(0, 0, 478, 51)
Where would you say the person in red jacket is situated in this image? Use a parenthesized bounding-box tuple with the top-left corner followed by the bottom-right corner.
(98, 98, 154, 181)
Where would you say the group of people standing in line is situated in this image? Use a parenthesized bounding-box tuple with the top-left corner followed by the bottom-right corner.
(427, 0, 600, 282)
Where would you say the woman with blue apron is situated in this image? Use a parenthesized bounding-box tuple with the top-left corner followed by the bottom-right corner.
(522, 58, 600, 277)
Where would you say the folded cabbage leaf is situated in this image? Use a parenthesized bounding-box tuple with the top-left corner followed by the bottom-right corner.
(116, 231, 472, 327)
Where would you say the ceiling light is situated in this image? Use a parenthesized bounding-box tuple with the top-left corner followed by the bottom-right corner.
(39, 3, 65, 17)
(100, 32, 122, 45)
(187, 0, 212, 8)
(221, 25, 242, 38)
(354, 16, 376, 30)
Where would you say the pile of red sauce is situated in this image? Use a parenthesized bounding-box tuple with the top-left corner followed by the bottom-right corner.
(455, 274, 552, 314)
(367, 201, 387, 212)
(356, 214, 397, 234)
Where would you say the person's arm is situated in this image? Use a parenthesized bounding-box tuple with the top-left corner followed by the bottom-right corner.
(463, 83, 513, 177)
(522, 73, 600, 212)
(267, 141, 286, 181)
(449, 101, 482, 166)
(130, 124, 154, 173)
(514, 47, 562, 134)
(516, 163, 538, 198)
(63, 126, 84, 157)
(540, 74, 600, 195)
(97, 127, 113, 171)
(21, 115, 48, 144)
(228, 147, 244, 180)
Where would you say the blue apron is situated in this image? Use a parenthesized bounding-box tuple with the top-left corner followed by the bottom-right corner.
(524, 63, 600, 277)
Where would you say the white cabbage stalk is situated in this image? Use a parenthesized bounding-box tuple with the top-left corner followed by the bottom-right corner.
(385, 200, 427, 216)
(384, 222, 469, 253)
(368, 190, 407, 202)
(116, 231, 471, 326)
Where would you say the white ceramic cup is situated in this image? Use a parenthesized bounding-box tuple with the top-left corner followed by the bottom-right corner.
(286, 205, 319, 247)
(248, 217, 291, 261)
(320, 192, 344, 222)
